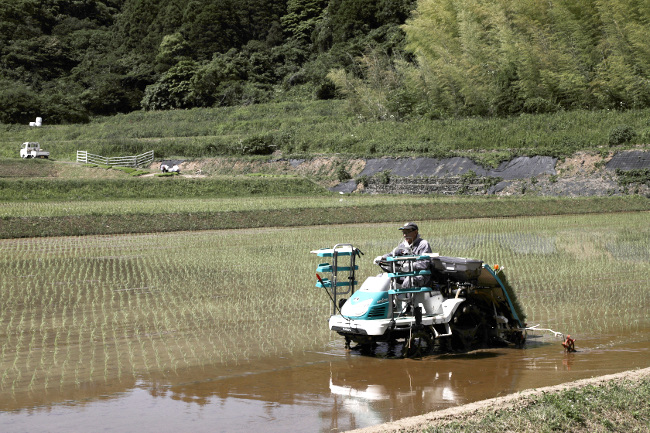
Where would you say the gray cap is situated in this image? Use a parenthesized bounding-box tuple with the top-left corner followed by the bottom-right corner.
(398, 222, 418, 231)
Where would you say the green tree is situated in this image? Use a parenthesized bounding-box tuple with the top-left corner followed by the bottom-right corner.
(281, 0, 328, 44)
(155, 32, 191, 72)
(0, 80, 41, 124)
(0, 1, 124, 121)
(141, 60, 198, 109)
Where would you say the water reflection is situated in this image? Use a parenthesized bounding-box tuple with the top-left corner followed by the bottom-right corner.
(1, 330, 648, 433)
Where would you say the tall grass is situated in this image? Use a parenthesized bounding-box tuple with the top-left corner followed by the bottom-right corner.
(1, 101, 648, 163)
(0, 213, 648, 403)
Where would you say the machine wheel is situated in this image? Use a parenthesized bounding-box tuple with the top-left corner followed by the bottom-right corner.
(402, 328, 434, 358)
(450, 304, 488, 352)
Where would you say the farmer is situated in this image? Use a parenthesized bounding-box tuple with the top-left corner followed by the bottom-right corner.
(373, 222, 432, 288)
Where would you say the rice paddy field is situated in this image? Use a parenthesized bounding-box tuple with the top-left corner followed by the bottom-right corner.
(1, 211, 648, 413)
(0, 195, 646, 219)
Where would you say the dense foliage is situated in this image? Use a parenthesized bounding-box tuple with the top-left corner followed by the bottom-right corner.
(403, 0, 650, 117)
(0, 0, 648, 124)
(331, 0, 650, 120)
(0, 0, 414, 123)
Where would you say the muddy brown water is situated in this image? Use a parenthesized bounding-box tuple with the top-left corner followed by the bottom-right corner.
(1, 328, 648, 433)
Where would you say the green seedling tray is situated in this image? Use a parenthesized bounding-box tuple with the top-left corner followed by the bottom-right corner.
(316, 263, 358, 273)
(314, 250, 354, 257)
(316, 278, 358, 288)
(386, 255, 432, 261)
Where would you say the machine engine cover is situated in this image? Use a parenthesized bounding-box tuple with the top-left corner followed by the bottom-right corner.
(431, 256, 483, 282)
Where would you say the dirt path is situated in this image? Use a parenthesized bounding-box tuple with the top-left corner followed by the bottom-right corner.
(347, 367, 650, 433)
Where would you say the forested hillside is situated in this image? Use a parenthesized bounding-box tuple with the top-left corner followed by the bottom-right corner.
(1, 0, 648, 125)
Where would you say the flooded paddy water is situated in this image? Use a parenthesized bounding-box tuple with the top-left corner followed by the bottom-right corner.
(1, 330, 648, 433)
(1, 213, 648, 432)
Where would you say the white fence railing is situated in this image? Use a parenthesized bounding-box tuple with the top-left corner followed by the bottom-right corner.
(77, 150, 154, 168)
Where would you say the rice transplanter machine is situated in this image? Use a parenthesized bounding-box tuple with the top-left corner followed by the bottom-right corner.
(311, 244, 527, 357)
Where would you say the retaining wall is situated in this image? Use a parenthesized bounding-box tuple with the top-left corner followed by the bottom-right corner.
(364, 176, 500, 195)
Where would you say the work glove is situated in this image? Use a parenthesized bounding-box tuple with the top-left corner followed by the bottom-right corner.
(373, 255, 383, 265)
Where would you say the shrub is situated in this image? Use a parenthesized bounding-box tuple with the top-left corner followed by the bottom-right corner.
(239, 135, 276, 155)
(616, 169, 650, 186)
(523, 97, 560, 114)
(336, 163, 351, 182)
(609, 125, 637, 146)
(314, 79, 338, 100)
(355, 174, 370, 187)
(376, 170, 391, 185)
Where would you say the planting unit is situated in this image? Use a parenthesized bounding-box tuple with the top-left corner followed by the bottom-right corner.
(312, 244, 526, 357)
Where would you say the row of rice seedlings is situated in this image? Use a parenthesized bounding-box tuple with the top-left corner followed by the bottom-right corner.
(0, 213, 648, 401)
(445, 214, 650, 336)
(0, 196, 480, 218)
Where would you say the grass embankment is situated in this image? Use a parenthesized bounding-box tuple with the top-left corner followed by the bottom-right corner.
(363, 370, 650, 433)
(484, 379, 649, 433)
(1, 194, 649, 238)
(431, 380, 650, 433)
(0, 176, 323, 200)
(2, 100, 649, 164)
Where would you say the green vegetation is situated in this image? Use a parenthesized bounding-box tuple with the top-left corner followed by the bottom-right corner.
(2, 101, 649, 162)
(397, 0, 650, 118)
(2, 5, 648, 427)
(0, 157, 58, 178)
(0, 176, 324, 201)
(0, 0, 415, 122)
(1, 213, 648, 401)
(1, 1, 649, 124)
(617, 168, 650, 187)
(422, 378, 650, 433)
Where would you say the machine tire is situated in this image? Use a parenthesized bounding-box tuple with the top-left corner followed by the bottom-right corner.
(450, 304, 488, 352)
(402, 328, 434, 358)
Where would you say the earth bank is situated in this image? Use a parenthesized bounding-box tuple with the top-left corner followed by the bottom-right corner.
(162, 149, 650, 197)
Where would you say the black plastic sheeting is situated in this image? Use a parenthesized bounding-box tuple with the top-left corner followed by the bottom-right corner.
(357, 156, 557, 180)
(606, 150, 650, 170)
(332, 155, 557, 193)
(331, 151, 650, 193)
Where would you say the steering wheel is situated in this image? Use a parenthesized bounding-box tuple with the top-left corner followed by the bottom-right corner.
(377, 260, 393, 273)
